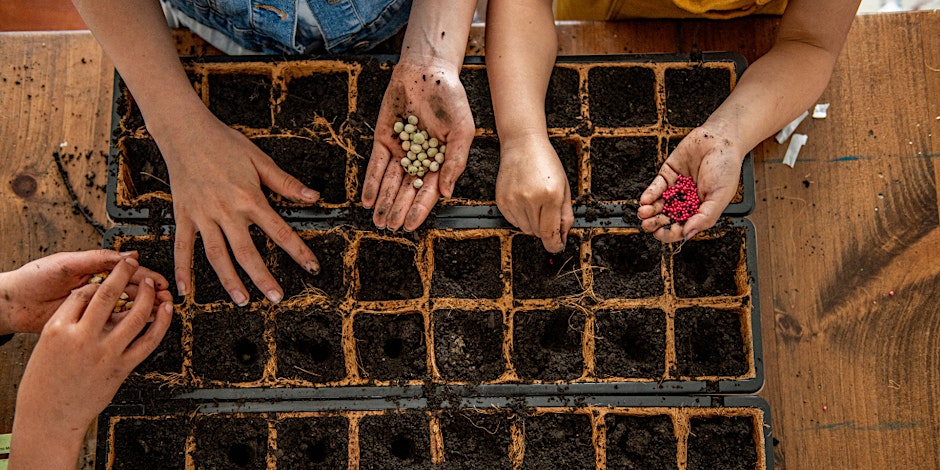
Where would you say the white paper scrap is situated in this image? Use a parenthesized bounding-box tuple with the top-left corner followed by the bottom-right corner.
(813, 103, 830, 119)
(775, 110, 809, 144)
(782, 133, 808, 168)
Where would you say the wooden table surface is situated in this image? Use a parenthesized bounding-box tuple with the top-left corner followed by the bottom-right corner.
(1, 11, 937, 469)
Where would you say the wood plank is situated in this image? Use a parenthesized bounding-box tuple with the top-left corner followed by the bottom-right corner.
(0, 0, 87, 31)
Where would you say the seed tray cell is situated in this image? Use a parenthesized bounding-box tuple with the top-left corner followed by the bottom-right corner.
(96, 395, 773, 469)
(103, 216, 761, 395)
(106, 53, 754, 222)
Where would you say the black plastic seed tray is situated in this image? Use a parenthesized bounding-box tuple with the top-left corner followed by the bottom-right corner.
(105, 52, 754, 222)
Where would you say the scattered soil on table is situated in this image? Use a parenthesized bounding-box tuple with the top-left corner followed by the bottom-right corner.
(277, 72, 349, 129)
(357, 238, 422, 301)
(590, 136, 659, 202)
(587, 66, 657, 127)
(208, 73, 273, 128)
(191, 308, 267, 383)
(440, 410, 513, 469)
(358, 411, 431, 469)
(665, 66, 731, 128)
(122, 137, 170, 198)
(252, 135, 347, 204)
(546, 66, 582, 129)
(594, 309, 666, 378)
(452, 137, 499, 202)
(268, 232, 348, 300)
(433, 309, 505, 382)
(355, 59, 394, 124)
(674, 306, 747, 377)
(275, 306, 345, 382)
(355, 312, 428, 381)
(112, 417, 188, 469)
(605, 414, 678, 469)
(590, 232, 664, 298)
(431, 236, 503, 298)
(193, 230, 267, 304)
(672, 228, 744, 298)
(550, 136, 582, 197)
(193, 416, 269, 470)
(512, 308, 584, 381)
(686, 416, 757, 469)
(522, 413, 593, 469)
(275, 416, 348, 468)
(459, 67, 495, 130)
(511, 235, 582, 299)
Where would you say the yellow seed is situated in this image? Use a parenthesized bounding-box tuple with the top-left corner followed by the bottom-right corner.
(413, 178, 423, 189)
(407, 115, 418, 125)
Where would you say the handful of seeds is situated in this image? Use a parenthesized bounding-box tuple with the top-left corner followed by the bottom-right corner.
(89, 271, 135, 313)
(394, 115, 446, 189)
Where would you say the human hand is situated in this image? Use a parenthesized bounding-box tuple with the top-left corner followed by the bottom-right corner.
(361, 59, 475, 231)
(496, 134, 574, 253)
(154, 112, 321, 305)
(638, 127, 745, 242)
(0, 250, 172, 335)
(8, 257, 172, 469)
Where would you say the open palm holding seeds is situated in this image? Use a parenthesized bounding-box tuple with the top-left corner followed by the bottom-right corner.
(394, 115, 446, 189)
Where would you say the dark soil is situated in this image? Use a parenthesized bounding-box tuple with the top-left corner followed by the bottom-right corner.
(274, 306, 345, 383)
(275, 416, 348, 468)
(193, 416, 268, 469)
(686, 416, 757, 470)
(590, 136, 659, 201)
(546, 66, 582, 128)
(459, 67, 494, 130)
(208, 73, 273, 128)
(665, 67, 731, 128)
(122, 137, 170, 198)
(355, 312, 428, 381)
(268, 232, 348, 300)
(590, 233, 664, 299)
(511, 235, 582, 299)
(594, 309, 666, 378)
(111, 417, 188, 469)
(440, 410, 513, 469)
(522, 413, 593, 469)
(433, 309, 504, 382)
(431, 236, 503, 298)
(252, 135, 347, 204)
(356, 59, 394, 124)
(191, 308, 267, 383)
(512, 308, 584, 381)
(674, 306, 747, 377)
(605, 414, 678, 469)
(357, 238, 422, 301)
(117, 236, 183, 303)
(550, 136, 581, 197)
(672, 228, 744, 298)
(358, 411, 431, 469)
(588, 66, 657, 127)
(276, 72, 349, 129)
(193, 230, 267, 304)
(130, 314, 183, 379)
(452, 137, 499, 202)
(115, 80, 144, 132)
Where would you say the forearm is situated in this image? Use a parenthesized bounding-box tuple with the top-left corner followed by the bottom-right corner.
(399, 0, 477, 70)
(485, 0, 556, 142)
(9, 406, 87, 469)
(0, 272, 12, 335)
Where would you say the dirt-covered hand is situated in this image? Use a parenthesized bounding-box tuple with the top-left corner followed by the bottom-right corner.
(638, 127, 745, 242)
(361, 60, 475, 231)
(0, 250, 172, 335)
(496, 134, 574, 253)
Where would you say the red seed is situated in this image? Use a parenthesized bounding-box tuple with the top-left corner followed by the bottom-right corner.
(662, 175, 701, 223)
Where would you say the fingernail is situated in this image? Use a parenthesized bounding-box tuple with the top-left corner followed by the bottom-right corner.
(123, 257, 139, 266)
(305, 261, 321, 276)
(231, 290, 249, 307)
(177, 281, 188, 297)
(120, 250, 137, 256)
(685, 229, 698, 241)
(266, 290, 283, 305)
(165, 302, 174, 314)
(145, 277, 154, 287)
(301, 188, 320, 201)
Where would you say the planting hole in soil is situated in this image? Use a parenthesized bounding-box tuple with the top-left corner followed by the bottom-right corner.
(275, 306, 345, 383)
(512, 308, 585, 381)
(433, 309, 505, 382)
(511, 234, 582, 299)
(590, 232, 664, 299)
(431, 236, 503, 298)
(674, 306, 748, 377)
(594, 309, 666, 378)
(522, 413, 594, 469)
(605, 414, 678, 469)
(275, 416, 348, 468)
(355, 312, 427, 381)
(358, 412, 430, 468)
(357, 238, 422, 301)
(587, 65, 657, 127)
(686, 416, 758, 469)
(191, 308, 267, 383)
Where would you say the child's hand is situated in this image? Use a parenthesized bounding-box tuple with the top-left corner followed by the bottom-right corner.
(0, 250, 172, 335)
(496, 134, 574, 253)
(638, 127, 745, 242)
(9, 257, 173, 469)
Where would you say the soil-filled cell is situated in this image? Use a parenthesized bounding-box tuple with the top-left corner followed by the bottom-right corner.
(672, 228, 744, 298)
(191, 308, 267, 383)
(117, 236, 183, 304)
(594, 309, 666, 379)
(674, 306, 748, 377)
(252, 135, 347, 204)
(440, 411, 512, 469)
(550, 137, 582, 197)
(664, 66, 731, 128)
(130, 314, 183, 379)
(194, 416, 268, 470)
(275, 307, 345, 383)
(355, 313, 427, 381)
(546, 66, 582, 128)
(590, 136, 659, 202)
(112, 417, 188, 470)
(355, 59, 394, 124)
(431, 236, 503, 299)
(193, 230, 267, 304)
(511, 235, 582, 299)
(452, 138, 499, 202)
(268, 232, 348, 300)
(122, 137, 170, 198)
(433, 309, 505, 382)
(522, 413, 594, 469)
(512, 309, 584, 381)
(277, 72, 349, 129)
(590, 233, 664, 299)
(357, 238, 422, 301)
(605, 414, 678, 469)
(686, 416, 757, 470)
(459, 67, 495, 130)
(587, 66, 657, 127)
(275, 416, 348, 468)
(208, 73, 273, 128)
(359, 412, 431, 469)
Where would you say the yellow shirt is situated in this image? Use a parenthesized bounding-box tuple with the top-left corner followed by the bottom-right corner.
(555, 0, 788, 20)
